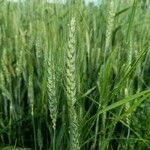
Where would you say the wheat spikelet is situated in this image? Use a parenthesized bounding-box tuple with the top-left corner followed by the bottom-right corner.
(28, 23, 34, 50)
(0, 71, 4, 89)
(105, 0, 115, 53)
(66, 17, 77, 105)
(47, 53, 57, 129)
(0, 70, 12, 123)
(1, 49, 11, 83)
(28, 71, 34, 116)
(35, 33, 42, 59)
(15, 35, 19, 62)
(16, 31, 26, 76)
(66, 17, 80, 150)
(16, 48, 24, 76)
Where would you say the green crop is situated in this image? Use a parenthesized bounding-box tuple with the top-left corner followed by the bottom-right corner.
(0, 0, 150, 150)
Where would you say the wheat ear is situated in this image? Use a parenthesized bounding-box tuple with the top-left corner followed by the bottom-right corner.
(47, 53, 57, 130)
(105, 0, 115, 54)
(66, 17, 80, 150)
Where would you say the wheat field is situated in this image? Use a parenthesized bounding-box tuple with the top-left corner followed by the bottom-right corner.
(0, 0, 150, 149)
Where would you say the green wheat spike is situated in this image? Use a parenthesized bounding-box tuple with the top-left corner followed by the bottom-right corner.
(66, 17, 80, 150)
(47, 52, 58, 129)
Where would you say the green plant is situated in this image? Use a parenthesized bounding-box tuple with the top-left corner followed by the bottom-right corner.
(0, 0, 150, 150)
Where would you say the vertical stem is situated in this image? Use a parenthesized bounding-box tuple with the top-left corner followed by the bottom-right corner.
(53, 128, 56, 150)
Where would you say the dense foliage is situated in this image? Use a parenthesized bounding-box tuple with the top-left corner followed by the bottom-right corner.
(0, 0, 150, 149)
